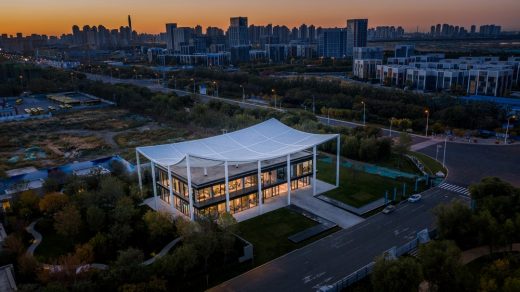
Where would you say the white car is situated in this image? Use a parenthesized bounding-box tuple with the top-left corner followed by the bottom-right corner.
(408, 194, 422, 203)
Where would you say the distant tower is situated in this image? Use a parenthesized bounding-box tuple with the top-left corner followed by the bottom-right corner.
(128, 15, 132, 31)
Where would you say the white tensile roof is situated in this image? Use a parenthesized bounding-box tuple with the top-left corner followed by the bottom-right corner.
(137, 118, 338, 168)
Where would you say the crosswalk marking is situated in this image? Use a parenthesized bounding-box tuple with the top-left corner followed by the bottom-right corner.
(437, 182, 470, 196)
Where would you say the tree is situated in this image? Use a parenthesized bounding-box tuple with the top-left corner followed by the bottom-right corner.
(418, 240, 469, 292)
(16, 190, 40, 219)
(112, 248, 145, 283)
(86, 206, 105, 233)
(111, 197, 138, 224)
(371, 256, 423, 292)
(39, 192, 69, 216)
(393, 132, 412, 167)
(434, 202, 477, 249)
(143, 210, 174, 241)
(54, 205, 82, 239)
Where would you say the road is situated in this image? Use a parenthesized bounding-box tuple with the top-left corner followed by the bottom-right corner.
(212, 188, 467, 292)
(84, 73, 284, 112)
(418, 142, 520, 187)
(317, 116, 428, 145)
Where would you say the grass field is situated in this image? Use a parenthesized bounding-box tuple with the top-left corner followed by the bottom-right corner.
(236, 207, 339, 265)
(410, 151, 447, 176)
(377, 153, 423, 175)
(318, 159, 420, 207)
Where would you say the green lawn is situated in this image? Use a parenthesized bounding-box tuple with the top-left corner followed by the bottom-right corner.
(377, 154, 423, 175)
(318, 159, 419, 208)
(410, 151, 447, 176)
(236, 207, 336, 265)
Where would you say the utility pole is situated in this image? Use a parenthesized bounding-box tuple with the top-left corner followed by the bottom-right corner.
(442, 136, 447, 168)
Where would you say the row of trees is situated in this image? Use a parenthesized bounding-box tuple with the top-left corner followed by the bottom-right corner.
(368, 177, 520, 292)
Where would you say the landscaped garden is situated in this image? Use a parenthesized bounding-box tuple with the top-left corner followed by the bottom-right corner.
(236, 207, 339, 265)
(317, 157, 425, 208)
(410, 151, 447, 176)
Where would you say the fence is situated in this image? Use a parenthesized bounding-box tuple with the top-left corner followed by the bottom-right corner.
(322, 229, 435, 292)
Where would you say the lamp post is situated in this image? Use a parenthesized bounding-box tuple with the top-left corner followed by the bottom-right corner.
(212, 81, 219, 97)
(271, 89, 276, 109)
(442, 135, 447, 168)
(425, 109, 430, 137)
(389, 117, 395, 137)
(505, 115, 516, 144)
(240, 85, 245, 102)
(190, 78, 195, 94)
(435, 144, 441, 161)
(361, 101, 366, 126)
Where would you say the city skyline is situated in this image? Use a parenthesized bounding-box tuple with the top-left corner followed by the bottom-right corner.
(1, 0, 520, 36)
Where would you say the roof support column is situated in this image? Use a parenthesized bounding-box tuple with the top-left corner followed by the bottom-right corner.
(312, 146, 317, 196)
(151, 161, 158, 210)
(186, 155, 194, 220)
(257, 160, 262, 215)
(287, 154, 291, 205)
(336, 135, 340, 187)
(224, 161, 230, 213)
(167, 165, 174, 213)
(136, 149, 142, 195)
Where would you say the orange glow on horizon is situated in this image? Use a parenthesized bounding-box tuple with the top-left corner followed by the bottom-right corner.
(1, 0, 519, 36)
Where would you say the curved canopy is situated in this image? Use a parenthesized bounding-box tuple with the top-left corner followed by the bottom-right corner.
(137, 118, 338, 168)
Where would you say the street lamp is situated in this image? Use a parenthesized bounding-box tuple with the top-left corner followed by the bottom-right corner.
(190, 78, 195, 94)
(504, 115, 517, 144)
(361, 101, 366, 126)
(271, 89, 277, 109)
(424, 109, 430, 137)
(19, 75, 23, 87)
(240, 85, 245, 102)
(389, 117, 396, 137)
(213, 81, 219, 97)
(442, 136, 447, 168)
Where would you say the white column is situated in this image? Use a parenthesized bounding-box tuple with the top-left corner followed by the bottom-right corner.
(186, 155, 194, 220)
(312, 146, 317, 196)
(287, 154, 291, 205)
(336, 135, 340, 187)
(136, 150, 142, 194)
(151, 161, 158, 210)
(224, 161, 230, 212)
(167, 165, 174, 212)
(257, 160, 262, 214)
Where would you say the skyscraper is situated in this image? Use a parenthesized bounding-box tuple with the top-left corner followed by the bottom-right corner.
(318, 28, 347, 58)
(346, 19, 368, 57)
(165, 23, 177, 51)
(228, 17, 249, 47)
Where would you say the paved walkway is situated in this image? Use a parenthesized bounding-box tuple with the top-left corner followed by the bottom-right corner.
(461, 243, 520, 264)
(317, 195, 386, 216)
(142, 237, 182, 266)
(25, 219, 42, 256)
(286, 205, 337, 243)
(291, 181, 364, 229)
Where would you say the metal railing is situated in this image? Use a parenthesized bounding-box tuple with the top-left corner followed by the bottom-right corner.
(322, 234, 428, 292)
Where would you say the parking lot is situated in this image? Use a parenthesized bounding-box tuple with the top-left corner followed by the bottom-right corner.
(5, 92, 110, 116)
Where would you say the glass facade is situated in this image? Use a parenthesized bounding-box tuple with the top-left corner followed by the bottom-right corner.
(155, 158, 313, 219)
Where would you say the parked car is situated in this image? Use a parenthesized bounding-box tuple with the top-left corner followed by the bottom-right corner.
(408, 194, 422, 203)
(382, 205, 396, 214)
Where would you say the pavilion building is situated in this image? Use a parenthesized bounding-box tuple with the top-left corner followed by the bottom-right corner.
(135, 119, 340, 220)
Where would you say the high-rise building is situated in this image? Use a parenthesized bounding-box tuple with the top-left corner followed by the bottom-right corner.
(395, 45, 415, 58)
(318, 28, 347, 58)
(165, 23, 177, 51)
(470, 25, 476, 34)
(346, 19, 368, 57)
(228, 17, 249, 47)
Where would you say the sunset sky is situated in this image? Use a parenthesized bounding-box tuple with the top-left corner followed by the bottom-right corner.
(1, 0, 519, 36)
